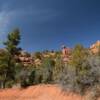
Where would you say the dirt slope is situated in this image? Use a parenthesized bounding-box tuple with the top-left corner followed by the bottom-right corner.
(0, 85, 99, 100)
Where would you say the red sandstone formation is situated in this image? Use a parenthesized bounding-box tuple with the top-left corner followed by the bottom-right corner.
(90, 40, 100, 54)
(18, 51, 34, 66)
(61, 45, 71, 62)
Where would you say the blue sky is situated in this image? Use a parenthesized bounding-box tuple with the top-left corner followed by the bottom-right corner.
(0, 0, 100, 52)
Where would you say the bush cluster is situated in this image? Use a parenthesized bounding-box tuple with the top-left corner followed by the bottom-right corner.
(59, 45, 100, 99)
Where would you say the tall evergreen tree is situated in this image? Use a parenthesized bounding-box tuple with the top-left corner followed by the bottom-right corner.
(4, 29, 21, 56)
(0, 29, 22, 88)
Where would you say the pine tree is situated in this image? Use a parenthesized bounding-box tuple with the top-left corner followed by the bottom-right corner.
(4, 29, 21, 56)
(1, 29, 22, 88)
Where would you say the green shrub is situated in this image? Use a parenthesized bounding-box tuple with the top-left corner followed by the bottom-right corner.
(59, 44, 100, 95)
(53, 55, 64, 83)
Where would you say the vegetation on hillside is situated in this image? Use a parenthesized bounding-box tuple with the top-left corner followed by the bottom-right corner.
(0, 29, 100, 99)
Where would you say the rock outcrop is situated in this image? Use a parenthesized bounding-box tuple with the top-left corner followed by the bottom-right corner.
(90, 40, 100, 54)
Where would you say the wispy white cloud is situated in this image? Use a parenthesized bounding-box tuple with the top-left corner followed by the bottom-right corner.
(10, 8, 58, 23)
(0, 7, 57, 34)
(0, 9, 15, 46)
(0, 3, 58, 46)
(0, 11, 11, 33)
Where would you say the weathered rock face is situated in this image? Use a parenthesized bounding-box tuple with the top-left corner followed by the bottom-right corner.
(61, 46, 71, 63)
(18, 51, 34, 66)
(18, 51, 57, 66)
(90, 40, 100, 54)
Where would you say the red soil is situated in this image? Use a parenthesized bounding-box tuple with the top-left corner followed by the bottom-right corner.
(0, 85, 99, 100)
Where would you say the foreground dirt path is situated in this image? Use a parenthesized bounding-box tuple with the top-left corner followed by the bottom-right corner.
(0, 84, 99, 100)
